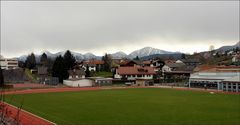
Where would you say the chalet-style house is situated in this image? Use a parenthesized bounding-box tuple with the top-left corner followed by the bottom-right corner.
(63, 69, 93, 87)
(80, 60, 104, 72)
(143, 60, 165, 71)
(68, 68, 86, 79)
(114, 66, 156, 80)
(120, 60, 142, 67)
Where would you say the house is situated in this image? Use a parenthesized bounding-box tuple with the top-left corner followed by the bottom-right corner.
(162, 63, 192, 83)
(68, 68, 86, 79)
(37, 66, 48, 84)
(164, 59, 175, 64)
(120, 60, 142, 67)
(81, 60, 104, 72)
(37, 66, 48, 76)
(180, 59, 200, 67)
(175, 60, 183, 63)
(82, 64, 96, 72)
(114, 66, 156, 80)
(162, 65, 171, 72)
(0, 57, 18, 70)
(143, 60, 151, 67)
(164, 63, 186, 71)
(232, 54, 240, 63)
(89, 77, 113, 86)
(189, 66, 240, 92)
(142, 60, 165, 72)
(63, 68, 93, 87)
(227, 51, 234, 55)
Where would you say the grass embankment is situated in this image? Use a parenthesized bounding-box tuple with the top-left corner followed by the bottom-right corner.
(24, 69, 37, 82)
(94, 71, 113, 78)
(5, 88, 240, 125)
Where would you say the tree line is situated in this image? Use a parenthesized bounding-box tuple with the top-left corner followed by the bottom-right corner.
(16, 50, 113, 83)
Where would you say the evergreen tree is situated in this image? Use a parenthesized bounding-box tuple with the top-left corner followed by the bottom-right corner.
(25, 53, 36, 69)
(181, 53, 186, 59)
(102, 53, 112, 72)
(85, 65, 90, 77)
(0, 67, 4, 87)
(134, 56, 140, 60)
(52, 56, 68, 83)
(236, 47, 240, 52)
(40, 53, 48, 66)
(63, 50, 76, 70)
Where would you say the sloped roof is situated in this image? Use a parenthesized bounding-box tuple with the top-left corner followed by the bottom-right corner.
(143, 60, 151, 65)
(117, 66, 156, 75)
(83, 60, 104, 65)
(194, 65, 240, 72)
(68, 69, 85, 76)
(166, 63, 185, 68)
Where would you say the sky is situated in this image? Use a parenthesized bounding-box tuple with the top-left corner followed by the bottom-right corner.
(1, 1, 239, 58)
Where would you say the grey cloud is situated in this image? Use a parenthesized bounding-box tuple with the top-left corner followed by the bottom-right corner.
(1, 1, 239, 57)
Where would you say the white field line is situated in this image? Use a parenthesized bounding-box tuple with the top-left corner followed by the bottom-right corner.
(3, 102, 57, 125)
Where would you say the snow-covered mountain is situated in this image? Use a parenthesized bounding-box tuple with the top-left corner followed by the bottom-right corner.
(11, 41, 240, 62)
(128, 47, 176, 58)
(18, 55, 28, 62)
(83, 53, 97, 60)
(111, 51, 128, 59)
(16, 47, 179, 61)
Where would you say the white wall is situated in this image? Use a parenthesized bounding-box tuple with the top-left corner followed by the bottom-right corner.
(162, 65, 171, 72)
(63, 79, 93, 87)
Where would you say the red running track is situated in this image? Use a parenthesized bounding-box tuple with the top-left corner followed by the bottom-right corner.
(3, 87, 101, 95)
(0, 102, 56, 125)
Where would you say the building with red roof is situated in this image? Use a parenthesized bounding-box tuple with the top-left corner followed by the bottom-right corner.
(114, 66, 156, 80)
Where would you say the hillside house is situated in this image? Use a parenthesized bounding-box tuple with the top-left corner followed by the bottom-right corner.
(180, 59, 200, 67)
(232, 54, 240, 63)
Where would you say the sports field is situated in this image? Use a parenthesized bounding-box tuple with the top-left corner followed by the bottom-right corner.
(5, 88, 240, 125)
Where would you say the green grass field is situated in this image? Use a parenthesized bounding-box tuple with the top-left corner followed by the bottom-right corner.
(5, 88, 240, 125)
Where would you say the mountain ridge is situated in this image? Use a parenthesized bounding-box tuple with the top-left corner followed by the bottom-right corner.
(16, 41, 239, 62)
(17, 47, 177, 61)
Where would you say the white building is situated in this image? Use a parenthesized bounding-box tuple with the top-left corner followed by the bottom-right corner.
(232, 54, 240, 63)
(189, 66, 240, 92)
(0, 57, 18, 70)
(162, 65, 171, 72)
(114, 66, 156, 80)
(175, 60, 184, 63)
(63, 79, 93, 87)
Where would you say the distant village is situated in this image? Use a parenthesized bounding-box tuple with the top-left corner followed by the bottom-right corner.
(0, 44, 240, 93)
